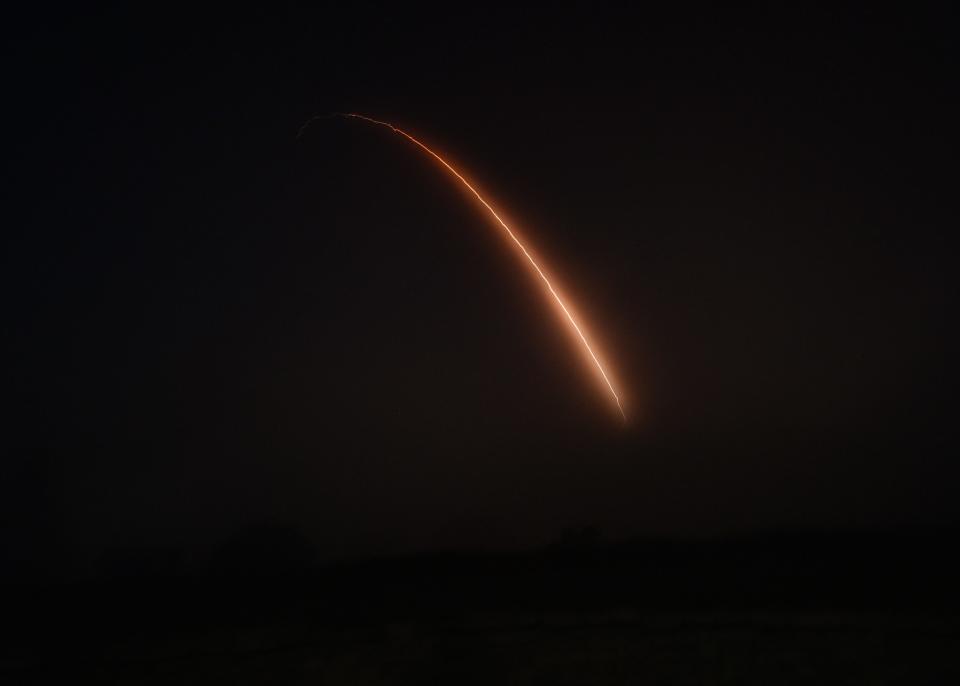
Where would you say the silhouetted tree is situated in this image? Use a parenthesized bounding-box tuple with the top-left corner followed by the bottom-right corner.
(207, 522, 315, 577)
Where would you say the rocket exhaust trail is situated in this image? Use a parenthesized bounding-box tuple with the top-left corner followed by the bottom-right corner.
(336, 113, 626, 422)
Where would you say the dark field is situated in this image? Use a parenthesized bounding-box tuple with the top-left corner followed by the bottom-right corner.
(10, 610, 958, 684)
(6, 533, 958, 684)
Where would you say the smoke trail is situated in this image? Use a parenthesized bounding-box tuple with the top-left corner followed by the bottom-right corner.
(325, 113, 626, 422)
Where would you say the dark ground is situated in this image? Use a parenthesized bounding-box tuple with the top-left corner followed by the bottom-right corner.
(5, 530, 959, 684)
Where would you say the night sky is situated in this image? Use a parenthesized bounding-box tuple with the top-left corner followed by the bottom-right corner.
(4, 5, 956, 576)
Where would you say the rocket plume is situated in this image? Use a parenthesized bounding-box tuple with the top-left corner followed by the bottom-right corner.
(337, 113, 626, 422)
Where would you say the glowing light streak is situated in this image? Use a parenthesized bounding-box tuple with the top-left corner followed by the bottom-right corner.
(336, 113, 626, 421)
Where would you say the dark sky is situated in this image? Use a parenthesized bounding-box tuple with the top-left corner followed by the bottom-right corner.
(3, 5, 956, 573)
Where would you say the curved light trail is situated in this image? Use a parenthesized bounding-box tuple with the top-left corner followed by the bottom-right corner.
(338, 113, 626, 422)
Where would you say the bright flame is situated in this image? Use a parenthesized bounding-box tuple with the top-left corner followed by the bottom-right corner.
(339, 113, 626, 422)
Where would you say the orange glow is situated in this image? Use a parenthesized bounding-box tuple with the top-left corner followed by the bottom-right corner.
(340, 113, 626, 422)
